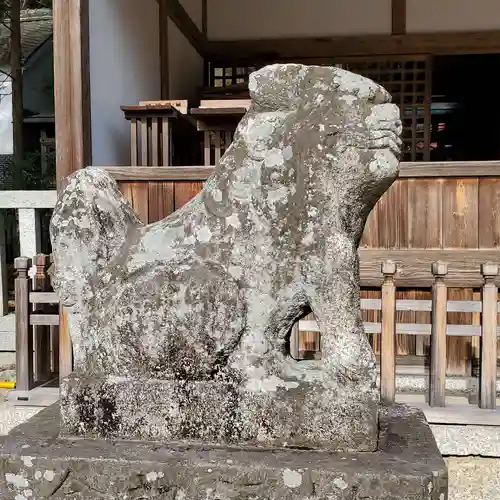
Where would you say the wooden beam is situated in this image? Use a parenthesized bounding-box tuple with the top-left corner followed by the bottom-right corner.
(164, 0, 208, 57)
(53, 0, 91, 189)
(207, 30, 500, 63)
(159, 0, 170, 99)
(392, 0, 406, 35)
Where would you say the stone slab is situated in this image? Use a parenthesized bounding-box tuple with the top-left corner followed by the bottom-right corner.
(0, 404, 447, 500)
(60, 374, 378, 452)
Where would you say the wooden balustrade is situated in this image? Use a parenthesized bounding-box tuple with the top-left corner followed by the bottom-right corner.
(13, 255, 61, 394)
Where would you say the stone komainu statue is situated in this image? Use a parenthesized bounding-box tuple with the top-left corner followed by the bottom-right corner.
(51, 64, 401, 451)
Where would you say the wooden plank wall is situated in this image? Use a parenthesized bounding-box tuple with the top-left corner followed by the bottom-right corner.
(113, 165, 500, 376)
(361, 176, 500, 374)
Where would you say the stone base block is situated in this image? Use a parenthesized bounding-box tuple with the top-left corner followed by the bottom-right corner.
(60, 374, 379, 452)
(0, 404, 447, 500)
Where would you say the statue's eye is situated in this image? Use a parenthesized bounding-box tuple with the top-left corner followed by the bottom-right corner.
(326, 131, 339, 138)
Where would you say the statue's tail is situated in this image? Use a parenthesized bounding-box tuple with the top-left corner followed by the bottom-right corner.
(50, 167, 142, 308)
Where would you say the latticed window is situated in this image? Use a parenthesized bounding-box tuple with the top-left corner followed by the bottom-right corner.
(208, 56, 432, 162)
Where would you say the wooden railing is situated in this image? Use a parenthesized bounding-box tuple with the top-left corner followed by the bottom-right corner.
(297, 259, 499, 410)
(14, 255, 60, 393)
(0, 191, 57, 316)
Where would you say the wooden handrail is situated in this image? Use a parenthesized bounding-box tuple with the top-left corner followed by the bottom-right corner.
(95, 160, 500, 182)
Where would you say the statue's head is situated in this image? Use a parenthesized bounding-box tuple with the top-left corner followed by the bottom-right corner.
(234, 64, 401, 216)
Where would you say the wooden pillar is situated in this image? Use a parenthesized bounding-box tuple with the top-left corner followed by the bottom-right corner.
(53, 0, 91, 188)
(480, 262, 498, 409)
(381, 260, 397, 404)
(429, 261, 448, 407)
(15, 257, 33, 392)
(54, 0, 89, 378)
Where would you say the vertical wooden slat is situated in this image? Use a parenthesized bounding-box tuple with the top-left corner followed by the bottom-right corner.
(377, 179, 408, 249)
(480, 262, 498, 409)
(204, 131, 211, 166)
(148, 182, 175, 223)
(442, 178, 479, 249)
(151, 118, 159, 167)
(130, 119, 138, 166)
(59, 307, 73, 381)
(429, 261, 448, 407)
(174, 182, 204, 211)
(15, 257, 32, 392)
(381, 260, 397, 404)
(360, 204, 379, 248)
(443, 178, 478, 376)
(140, 119, 148, 166)
(478, 178, 500, 248)
(408, 178, 443, 248)
(162, 118, 171, 166)
(130, 183, 149, 224)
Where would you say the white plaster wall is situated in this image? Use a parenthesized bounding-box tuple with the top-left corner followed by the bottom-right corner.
(89, 0, 161, 166)
(207, 0, 392, 40)
(168, 19, 204, 102)
(407, 0, 500, 33)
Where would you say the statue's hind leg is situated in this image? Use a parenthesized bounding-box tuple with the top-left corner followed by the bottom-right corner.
(50, 168, 142, 369)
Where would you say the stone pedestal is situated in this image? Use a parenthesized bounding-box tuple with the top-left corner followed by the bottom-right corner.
(60, 374, 378, 452)
(0, 404, 447, 500)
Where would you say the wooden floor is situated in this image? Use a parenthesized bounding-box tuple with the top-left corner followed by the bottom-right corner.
(397, 394, 500, 425)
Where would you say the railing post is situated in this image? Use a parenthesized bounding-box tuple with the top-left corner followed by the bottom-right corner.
(430, 261, 448, 407)
(15, 257, 33, 392)
(34, 254, 51, 383)
(480, 262, 498, 409)
(381, 260, 397, 404)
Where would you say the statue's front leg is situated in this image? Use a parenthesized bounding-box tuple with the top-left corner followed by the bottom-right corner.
(304, 269, 377, 389)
